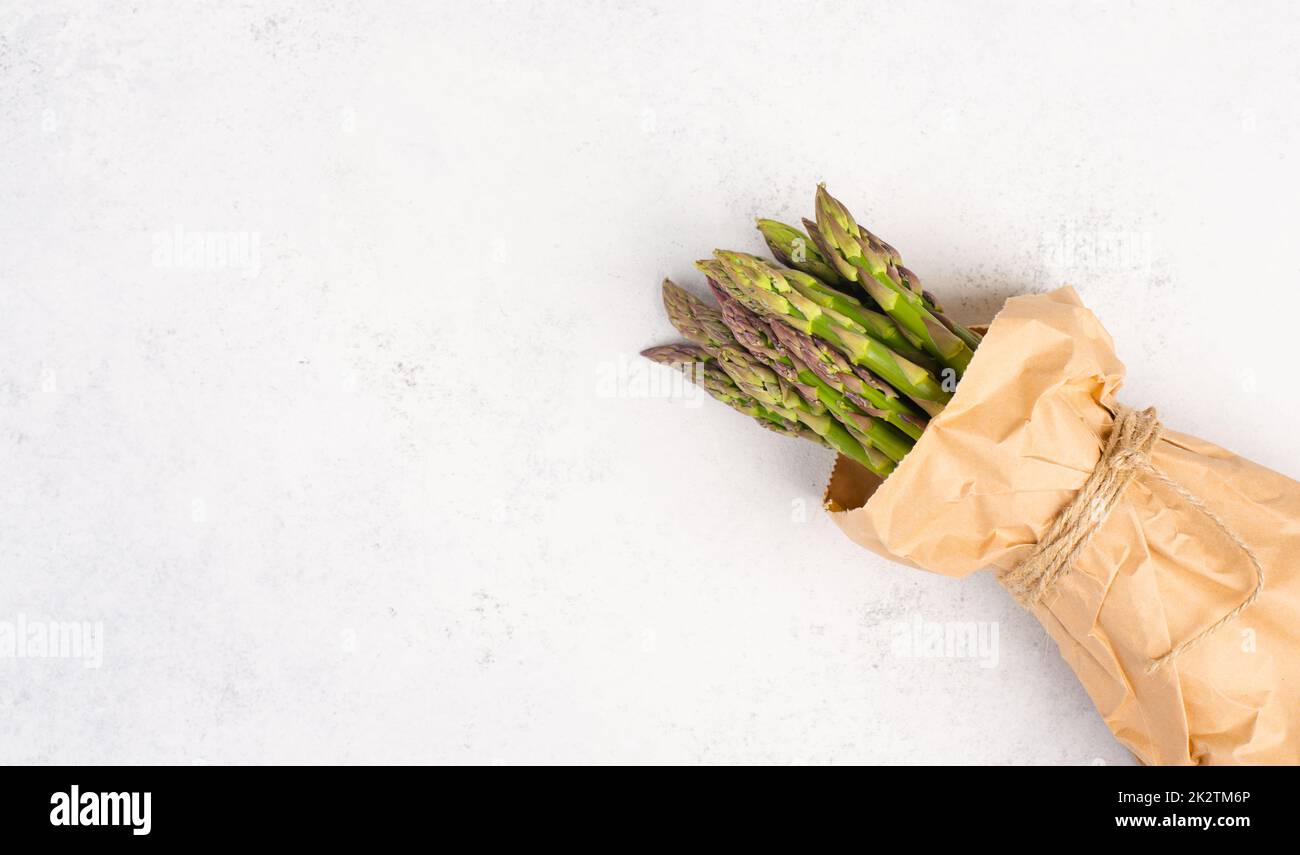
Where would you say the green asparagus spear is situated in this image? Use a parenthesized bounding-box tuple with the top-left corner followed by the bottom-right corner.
(895, 264, 982, 352)
(809, 185, 979, 375)
(756, 219, 845, 286)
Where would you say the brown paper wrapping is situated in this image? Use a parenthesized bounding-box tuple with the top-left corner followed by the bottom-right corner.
(824, 287, 1300, 765)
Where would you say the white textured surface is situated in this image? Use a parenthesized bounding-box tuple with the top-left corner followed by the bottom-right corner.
(2, 1, 1298, 765)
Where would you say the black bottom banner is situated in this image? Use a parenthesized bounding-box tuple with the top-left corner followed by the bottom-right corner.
(0, 765, 1288, 843)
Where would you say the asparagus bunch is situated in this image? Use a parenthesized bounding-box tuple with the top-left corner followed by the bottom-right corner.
(644, 184, 982, 476)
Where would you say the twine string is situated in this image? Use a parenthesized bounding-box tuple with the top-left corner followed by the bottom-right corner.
(999, 406, 1265, 674)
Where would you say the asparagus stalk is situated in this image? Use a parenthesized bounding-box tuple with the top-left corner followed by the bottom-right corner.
(893, 264, 982, 351)
(756, 219, 845, 286)
(641, 344, 825, 444)
(703, 253, 951, 416)
(660, 280, 895, 475)
(809, 184, 979, 375)
(708, 283, 788, 371)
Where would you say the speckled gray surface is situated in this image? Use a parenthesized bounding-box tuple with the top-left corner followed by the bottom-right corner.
(2, 1, 1298, 764)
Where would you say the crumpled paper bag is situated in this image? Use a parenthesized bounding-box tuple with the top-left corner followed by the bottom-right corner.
(823, 287, 1299, 765)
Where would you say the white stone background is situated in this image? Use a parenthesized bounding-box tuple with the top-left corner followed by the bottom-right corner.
(2, 1, 1297, 765)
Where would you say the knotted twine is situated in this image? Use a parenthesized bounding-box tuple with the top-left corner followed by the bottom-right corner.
(999, 405, 1265, 674)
